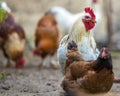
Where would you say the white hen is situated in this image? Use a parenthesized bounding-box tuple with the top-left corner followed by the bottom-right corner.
(49, 6, 82, 34)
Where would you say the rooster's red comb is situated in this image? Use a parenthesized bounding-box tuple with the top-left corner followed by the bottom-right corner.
(84, 7, 96, 19)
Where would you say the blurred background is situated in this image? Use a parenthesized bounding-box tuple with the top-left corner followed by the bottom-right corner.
(0, 0, 120, 95)
(4, 0, 120, 50)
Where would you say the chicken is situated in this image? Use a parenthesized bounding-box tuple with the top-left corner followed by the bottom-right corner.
(0, 11, 26, 68)
(49, 2, 107, 44)
(57, 7, 100, 74)
(61, 41, 114, 95)
(33, 12, 59, 68)
(48, 6, 82, 35)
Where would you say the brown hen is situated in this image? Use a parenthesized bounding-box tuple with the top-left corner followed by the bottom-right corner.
(0, 12, 26, 68)
(61, 41, 114, 96)
(33, 12, 59, 68)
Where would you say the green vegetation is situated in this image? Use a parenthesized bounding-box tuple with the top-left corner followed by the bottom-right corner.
(0, 72, 7, 79)
(0, 0, 6, 24)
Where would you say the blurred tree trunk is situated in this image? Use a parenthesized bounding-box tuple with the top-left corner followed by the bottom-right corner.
(104, 0, 113, 49)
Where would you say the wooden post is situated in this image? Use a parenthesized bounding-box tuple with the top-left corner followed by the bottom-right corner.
(105, 0, 113, 49)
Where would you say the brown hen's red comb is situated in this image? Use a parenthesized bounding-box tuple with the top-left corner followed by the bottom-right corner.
(84, 7, 96, 19)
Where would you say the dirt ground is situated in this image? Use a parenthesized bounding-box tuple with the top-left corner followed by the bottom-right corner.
(0, 0, 120, 96)
(0, 50, 120, 96)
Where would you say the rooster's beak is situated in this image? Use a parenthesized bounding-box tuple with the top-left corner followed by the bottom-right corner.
(91, 20, 96, 23)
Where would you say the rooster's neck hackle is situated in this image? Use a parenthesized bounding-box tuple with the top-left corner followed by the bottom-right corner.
(68, 17, 85, 43)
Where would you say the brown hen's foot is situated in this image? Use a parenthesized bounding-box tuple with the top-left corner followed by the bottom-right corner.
(50, 60, 59, 69)
(38, 63, 43, 69)
(4, 63, 11, 68)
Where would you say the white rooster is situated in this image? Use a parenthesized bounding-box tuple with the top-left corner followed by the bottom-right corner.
(49, 0, 106, 43)
(48, 6, 82, 34)
(57, 7, 100, 74)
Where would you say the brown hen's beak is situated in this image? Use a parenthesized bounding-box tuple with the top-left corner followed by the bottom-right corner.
(91, 19, 96, 23)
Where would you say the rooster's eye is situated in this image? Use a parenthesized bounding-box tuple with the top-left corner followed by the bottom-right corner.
(85, 16, 90, 19)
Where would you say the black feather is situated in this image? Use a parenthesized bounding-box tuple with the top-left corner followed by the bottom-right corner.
(67, 41, 77, 50)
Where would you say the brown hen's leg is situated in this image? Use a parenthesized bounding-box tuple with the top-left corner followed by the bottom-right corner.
(5, 59, 11, 68)
(38, 58, 43, 68)
(38, 64, 43, 68)
(42, 56, 51, 68)
(50, 60, 59, 69)
(38, 63, 43, 68)
(39, 55, 52, 68)
(50, 54, 59, 69)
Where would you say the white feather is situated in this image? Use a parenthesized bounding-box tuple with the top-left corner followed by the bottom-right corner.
(49, 6, 83, 33)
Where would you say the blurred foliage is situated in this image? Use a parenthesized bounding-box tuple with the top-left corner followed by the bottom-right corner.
(0, 0, 6, 24)
(0, 0, 4, 3)
(0, 72, 7, 79)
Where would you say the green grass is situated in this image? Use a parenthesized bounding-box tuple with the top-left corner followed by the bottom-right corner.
(0, 72, 7, 79)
